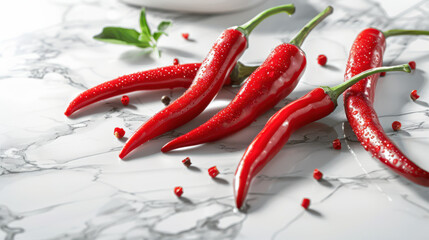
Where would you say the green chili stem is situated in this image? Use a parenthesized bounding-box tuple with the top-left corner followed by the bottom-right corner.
(230, 62, 259, 86)
(238, 4, 295, 37)
(323, 64, 412, 104)
(383, 29, 429, 38)
(289, 6, 333, 47)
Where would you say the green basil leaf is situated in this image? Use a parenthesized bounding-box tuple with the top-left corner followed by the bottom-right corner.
(153, 31, 167, 41)
(139, 8, 151, 37)
(93, 27, 150, 48)
(157, 21, 171, 32)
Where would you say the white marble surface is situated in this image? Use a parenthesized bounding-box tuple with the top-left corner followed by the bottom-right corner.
(1, 0, 429, 239)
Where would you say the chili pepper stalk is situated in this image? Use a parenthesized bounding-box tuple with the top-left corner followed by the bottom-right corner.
(119, 4, 296, 159)
(234, 63, 411, 210)
(161, 6, 333, 153)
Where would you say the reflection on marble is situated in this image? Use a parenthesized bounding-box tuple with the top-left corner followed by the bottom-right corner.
(1, 0, 429, 239)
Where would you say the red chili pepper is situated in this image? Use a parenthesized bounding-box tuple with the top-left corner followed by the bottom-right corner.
(392, 121, 401, 131)
(410, 89, 420, 101)
(64, 62, 256, 116)
(332, 138, 341, 150)
(161, 6, 333, 153)
(121, 95, 129, 106)
(380, 72, 386, 77)
(313, 169, 323, 180)
(317, 54, 327, 66)
(119, 5, 296, 159)
(234, 64, 412, 209)
(344, 28, 429, 187)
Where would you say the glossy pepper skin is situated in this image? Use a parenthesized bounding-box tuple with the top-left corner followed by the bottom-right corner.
(119, 4, 296, 159)
(64, 62, 257, 116)
(233, 63, 412, 209)
(161, 44, 306, 152)
(344, 28, 429, 186)
(119, 29, 248, 159)
(234, 88, 334, 209)
(161, 6, 334, 153)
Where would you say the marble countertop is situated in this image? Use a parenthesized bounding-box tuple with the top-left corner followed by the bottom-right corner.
(1, 0, 429, 239)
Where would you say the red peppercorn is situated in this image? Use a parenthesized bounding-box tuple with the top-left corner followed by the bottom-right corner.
(317, 54, 327, 66)
(173, 58, 179, 65)
(121, 95, 129, 106)
(182, 33, 189, 40)
(410, 89, 420, 101)
(208, 166, 219, 178)
(174, 186, 183, 197)
(392, 121, 401, 131)
(182, 157, 192, 167)
(380, 72, 386, 77)
(114, 127, 125, 139)
(332, 139, 341, 150)
(408, 61, 416, 70)
(313, 169, 323, 180)
(301, 198, 310, 209)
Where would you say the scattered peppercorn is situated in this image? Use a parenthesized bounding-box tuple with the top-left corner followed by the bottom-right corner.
(182, 33, 189, 40)
(380, 72, 386, 77)
(317, 54, 327, 66)
(173, 58, 179, 65)
(208, 166, 219, 178)
(392, 121, 401, 131)
(174, 186, 183, 197)
(410, 89, 420, 101)
(332, 139, 341, 150)
(182, 157, 192, 167)
(121, 95, 129, 106)
(301, 198, 310, 209)
(313, 169, 323, 180)
(161, 95, 171, 106)
(114, 127, 125, 139)
(408, 61, 416, 70)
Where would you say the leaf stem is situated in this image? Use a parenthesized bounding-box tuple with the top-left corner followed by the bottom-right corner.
(238, 4, 295, 37)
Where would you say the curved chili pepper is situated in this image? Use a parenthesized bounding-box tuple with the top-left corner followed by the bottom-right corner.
(161, 6, 333, 153)
(234, 64, 412, 209)
(119, 4, 296, 159)
(65, 62, 257, 116)
(344, 28, 429, 186)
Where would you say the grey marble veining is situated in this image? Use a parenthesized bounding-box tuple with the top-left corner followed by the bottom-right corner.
(1, 0, 429, 239)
